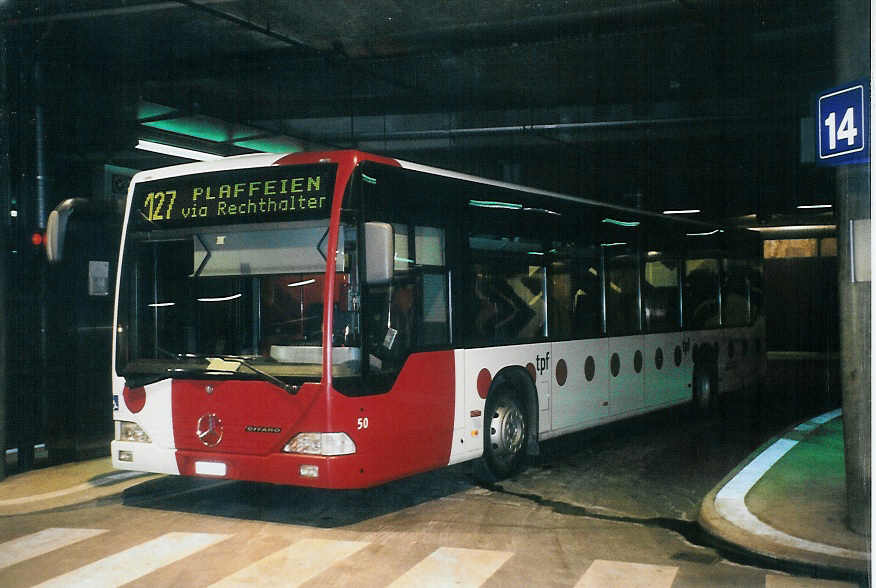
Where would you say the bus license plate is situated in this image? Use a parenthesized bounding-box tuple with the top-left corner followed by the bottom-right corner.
(194, 461, 227, 477)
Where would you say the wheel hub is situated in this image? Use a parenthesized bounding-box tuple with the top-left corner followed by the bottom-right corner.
(491, 399, 525, 458)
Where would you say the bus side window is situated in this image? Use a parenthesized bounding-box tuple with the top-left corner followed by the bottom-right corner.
(748, 260, 764, 324)
(573, 259, 602, 338)
(606, 253, 640, 335)
(470, 263, 545, 344)
(722, 259, 749, 327)
(644, 258, 681, 332)
(550, 258, 602, 339)
(684, 259, 721, 329)
(420, 271, 449, 345)
(548, 263, 572, 339)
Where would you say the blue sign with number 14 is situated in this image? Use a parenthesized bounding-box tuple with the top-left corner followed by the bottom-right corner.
(817, 82, 869, 165)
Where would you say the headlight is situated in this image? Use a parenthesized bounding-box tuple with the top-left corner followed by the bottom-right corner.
(117, 421, 151, 443)
(283, 432, 356, 456)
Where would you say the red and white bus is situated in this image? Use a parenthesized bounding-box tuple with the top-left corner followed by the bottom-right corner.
(111, 150, 765, 488)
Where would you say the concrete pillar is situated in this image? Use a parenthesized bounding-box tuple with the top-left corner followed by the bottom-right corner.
(835, 0, 871, 536)
(0, 22, 8, 482)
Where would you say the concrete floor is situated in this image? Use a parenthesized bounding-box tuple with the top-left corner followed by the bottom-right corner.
(0, 384, 862, 587)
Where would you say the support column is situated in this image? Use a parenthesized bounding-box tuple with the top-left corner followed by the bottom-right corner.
(835, 0, 871, 536)
(0, 20, 9, 482)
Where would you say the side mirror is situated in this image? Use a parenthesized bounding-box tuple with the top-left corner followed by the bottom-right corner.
(45, 198, 88, 263)
(364, 222, 394, 285)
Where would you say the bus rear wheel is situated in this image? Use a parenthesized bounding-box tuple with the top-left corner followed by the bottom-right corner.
(481, 386, 528, 481)
(692, 364, 718, 416)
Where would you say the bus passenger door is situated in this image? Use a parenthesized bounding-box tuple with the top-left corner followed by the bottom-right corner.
(608, 334, 645, 415)
(605, 250, 645, 415)
(547, 254, 610, 430)
(551, 339, 609, 430)
(643, 332, 686, 406)
(642, 257, 685, 406)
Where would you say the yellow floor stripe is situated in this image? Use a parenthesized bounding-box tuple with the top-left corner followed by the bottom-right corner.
(34, 532, 229, 588)
(209, 538, 368, 587)
(388, 546, 513, 588)
(0, 528, 107, 571)
(576, 559, 678, 588)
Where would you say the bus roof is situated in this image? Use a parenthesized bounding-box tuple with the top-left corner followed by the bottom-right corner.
(128, 149, 754, 236)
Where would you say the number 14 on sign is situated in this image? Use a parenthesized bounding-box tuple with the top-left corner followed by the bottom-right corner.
(823, 107, 858, 150)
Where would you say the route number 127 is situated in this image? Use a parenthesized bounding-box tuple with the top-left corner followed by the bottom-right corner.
(143, 190, 177, 222)
(824, 108, 859, 150)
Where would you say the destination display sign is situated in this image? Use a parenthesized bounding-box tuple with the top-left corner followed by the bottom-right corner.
(131, 163, 337, 228)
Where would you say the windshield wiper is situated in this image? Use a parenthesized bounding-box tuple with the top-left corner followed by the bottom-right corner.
(175, 353, 298, 395)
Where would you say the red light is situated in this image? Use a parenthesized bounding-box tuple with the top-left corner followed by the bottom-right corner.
(31, 232, 43, 246)
(123, 386, 146, 413)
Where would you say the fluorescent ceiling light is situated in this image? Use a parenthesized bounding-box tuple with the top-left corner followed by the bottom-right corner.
(750, 224, 836, 233)
(197, 294, 243, 303)
(136, 139, 222, 161)
(287, 279, 316, 288)
(663, 209, 702, 215)
(686, 229, 723, 236)
(796, 204, 832, 209)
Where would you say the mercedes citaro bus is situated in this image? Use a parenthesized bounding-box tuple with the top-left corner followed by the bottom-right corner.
(108, 150, 765, 488)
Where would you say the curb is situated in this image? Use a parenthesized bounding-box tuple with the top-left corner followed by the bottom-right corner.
(698, 409, 870, 576)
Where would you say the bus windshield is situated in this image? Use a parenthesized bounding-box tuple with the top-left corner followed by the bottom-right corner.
(115, 220, 358, 383)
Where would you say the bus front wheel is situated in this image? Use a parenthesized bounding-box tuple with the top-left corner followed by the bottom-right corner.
(481, 386, 528, 481)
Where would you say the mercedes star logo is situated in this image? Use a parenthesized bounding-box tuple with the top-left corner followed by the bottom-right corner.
(196, 413, 223, 447)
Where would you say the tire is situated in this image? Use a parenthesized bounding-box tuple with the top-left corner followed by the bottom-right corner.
(481, 386, 528, 481)
(692, 364, 718, 417)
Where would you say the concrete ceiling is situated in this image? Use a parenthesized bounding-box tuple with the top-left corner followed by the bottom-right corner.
(3, 0, 841, 219)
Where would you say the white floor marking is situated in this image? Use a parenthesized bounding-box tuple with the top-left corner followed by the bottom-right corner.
(0, 471, 149, 507)
(714, 409, 868, 560)
(0, 528, 107, 570)
(209, 538, 368, 587)
(576, 560, 678, 588)
(0, 482, 99, 506)
(34, 531, 230, 588)
(388, 546, 513, 588)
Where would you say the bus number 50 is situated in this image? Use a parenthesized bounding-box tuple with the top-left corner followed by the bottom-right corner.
(357, 417, 369, 430)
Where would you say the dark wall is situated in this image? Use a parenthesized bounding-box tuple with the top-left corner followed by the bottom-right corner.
(765, 257, 839, 353)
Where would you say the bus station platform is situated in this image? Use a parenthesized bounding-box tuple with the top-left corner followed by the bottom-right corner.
(699, 408, 871, 578)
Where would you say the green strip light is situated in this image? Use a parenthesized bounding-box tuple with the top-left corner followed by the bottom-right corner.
(138, 101, 307, 156)
(138, 102, 177, 120)
(362, 174, 378, 185)
(143, 118, 230, 143)
(468, 200, 523, 210)
(602, 218, 640, 227)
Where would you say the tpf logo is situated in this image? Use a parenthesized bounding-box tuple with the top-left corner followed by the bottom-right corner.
(535, 352, 551, 375)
